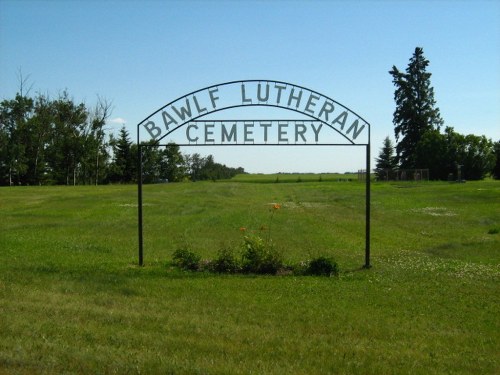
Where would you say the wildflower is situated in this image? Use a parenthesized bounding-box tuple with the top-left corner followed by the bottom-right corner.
(239, 227, 246, 232)
(273, 203, 281, 210)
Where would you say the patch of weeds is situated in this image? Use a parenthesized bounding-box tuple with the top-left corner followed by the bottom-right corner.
(169, 201, 338, 277)
(241, 235, 284, 274)
(487, 228, 499, 235)
(305, 256, 339, 276)
(290, 260, 310, 276)
(169, 246, 338, 277)
(211, 246, 240, 274)
(172, 247, 201, 271)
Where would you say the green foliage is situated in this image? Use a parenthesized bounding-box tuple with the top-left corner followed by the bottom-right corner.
(0, 94, 34, 185)
(455, 132, 495, 180)
(375, 136, 398, 180)
(414, 127, 495, 180)
(186, 153, 244, 181)
(305, 256, 339, 276)
(162, 142, 186, 182)
(241, 235, 284, 274)
(210, 246, 241, 273)
(389, 47, 443, 169)
(232, 173, 359, 183)
(389, 49, 495, 181)
(172, 247, 201, 271)
(413, 129, 449, 179)
(108, 126, 135, 183)
(0, 91, 244, 186)
(0, 91, 111, 185)
(172, 240, 338, 277)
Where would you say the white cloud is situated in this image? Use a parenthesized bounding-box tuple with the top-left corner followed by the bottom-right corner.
(109, 117, 126, 124)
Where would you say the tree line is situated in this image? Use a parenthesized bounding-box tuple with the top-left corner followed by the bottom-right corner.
(376, 47, 499, 181)
(4, 50, 498, 185)
(111, 127, 245, 184)
(0, 92, 244, 186)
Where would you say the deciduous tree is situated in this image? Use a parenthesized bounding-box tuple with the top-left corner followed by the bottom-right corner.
(0, 94, 34, 185)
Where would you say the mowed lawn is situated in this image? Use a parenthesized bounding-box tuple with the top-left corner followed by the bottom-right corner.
(0, 179, 498, 374)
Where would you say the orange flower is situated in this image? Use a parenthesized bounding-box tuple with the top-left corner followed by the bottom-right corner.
(239, 227, 246, 232)
(273, 203, 281, 210)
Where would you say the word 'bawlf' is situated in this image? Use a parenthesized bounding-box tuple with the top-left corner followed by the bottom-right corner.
(140, 81, 368, 144)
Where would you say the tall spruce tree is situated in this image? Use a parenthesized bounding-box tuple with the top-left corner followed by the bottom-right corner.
(389, 47, 443, 169)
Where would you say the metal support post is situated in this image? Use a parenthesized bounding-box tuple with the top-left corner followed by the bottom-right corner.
(138, 144, 144, 266)
(364, 143, 371, 268)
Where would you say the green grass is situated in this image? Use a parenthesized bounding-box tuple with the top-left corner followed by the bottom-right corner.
(0, 178, 499, 374)
(232, 172, 359, 183)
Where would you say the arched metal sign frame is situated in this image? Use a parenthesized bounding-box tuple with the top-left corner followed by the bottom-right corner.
(136, 80, 371, 268)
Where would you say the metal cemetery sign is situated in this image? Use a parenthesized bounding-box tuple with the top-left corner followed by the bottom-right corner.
(138, 80, 368, 145)
(137, 80, 371, 267)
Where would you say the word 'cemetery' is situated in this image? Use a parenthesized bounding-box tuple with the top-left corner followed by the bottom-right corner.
(185, 121, 323, 144)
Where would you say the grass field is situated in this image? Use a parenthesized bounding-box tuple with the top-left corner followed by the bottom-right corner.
(0, 178, 499, 374)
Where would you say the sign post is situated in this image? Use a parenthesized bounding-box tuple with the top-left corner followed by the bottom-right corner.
(365, 142, 371, 268)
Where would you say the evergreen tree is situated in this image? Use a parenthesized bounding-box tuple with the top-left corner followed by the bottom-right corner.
(389, 47, 443, 168)
(109, 126, 134, 183)
(375, 136, 397, 180)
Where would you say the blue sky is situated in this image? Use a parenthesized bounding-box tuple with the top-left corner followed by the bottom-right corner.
(1, 0, 498, 173)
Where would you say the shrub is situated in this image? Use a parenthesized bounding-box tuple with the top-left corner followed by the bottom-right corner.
(198, 259, 214, 272)
(290, 260, 310, 276)
(487, 228, 499, 235)
(305, 256, 339, 276)
(211, 247, 240, 274)
(172, 247, 201, 271)
(241, 235, 284, 274)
